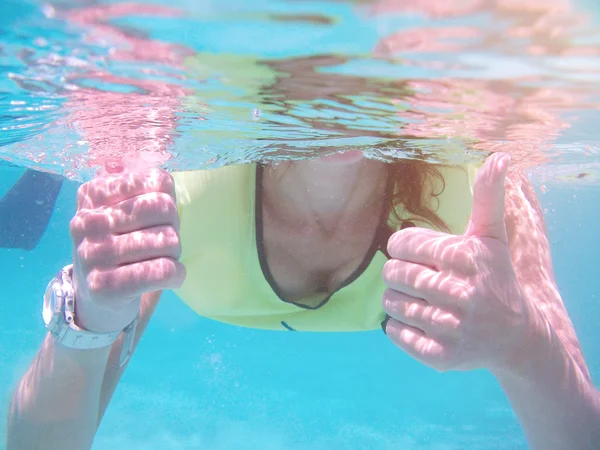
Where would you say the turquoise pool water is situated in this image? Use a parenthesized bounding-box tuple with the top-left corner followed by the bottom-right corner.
(4, 169, 599, 449)
(1, 0, 600, 448)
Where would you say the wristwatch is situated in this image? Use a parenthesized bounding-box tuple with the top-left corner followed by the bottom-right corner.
(42, 264, 138, 367)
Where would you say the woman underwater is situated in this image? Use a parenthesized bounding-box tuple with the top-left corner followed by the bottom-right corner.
(5, 1, 600, 448)
(6, 150, 600, 450)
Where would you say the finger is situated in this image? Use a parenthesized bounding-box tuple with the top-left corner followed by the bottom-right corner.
(387, 227, 476, 275)
(86, 257, 186, 303)
(382, 259, 472, 310)
(77, 169, 175, 210)
(70, 192, 179, 243)
(382, 289, 460, 333)
(384, 318, 446, 365)
(77, 225, 181, 269)
(465, 152, 510, 244)
(111, 192, 179, 235)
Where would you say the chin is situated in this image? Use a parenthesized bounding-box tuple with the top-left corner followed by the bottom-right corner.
(314, 150, 365, 165)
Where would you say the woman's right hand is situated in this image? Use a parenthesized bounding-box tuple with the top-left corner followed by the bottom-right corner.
(69, 169, 186, 333)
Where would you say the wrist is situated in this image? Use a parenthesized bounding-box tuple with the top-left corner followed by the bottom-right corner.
(43, 265, 139, 368)
(491, 312, 574, 387)
(489, 311, 552, 382)
(73, 297, 139, 335)
(492, 339, 600, 450)
(71, 266, 140, 335)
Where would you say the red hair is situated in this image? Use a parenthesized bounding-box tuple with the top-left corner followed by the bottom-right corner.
(385, 160, 450, 233)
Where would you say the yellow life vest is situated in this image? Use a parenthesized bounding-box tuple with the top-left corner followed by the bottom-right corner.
(173, 162, 478, 332)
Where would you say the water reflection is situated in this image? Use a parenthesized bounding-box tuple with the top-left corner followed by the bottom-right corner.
(0, 0, 599, 176)
(59, 2, 191, 176)
(369, 0, 600, 168)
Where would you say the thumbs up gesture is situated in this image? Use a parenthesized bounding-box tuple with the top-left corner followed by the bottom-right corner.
(382, 152, 538, 373)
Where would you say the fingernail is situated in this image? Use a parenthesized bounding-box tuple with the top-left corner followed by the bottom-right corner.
(381, 315, 390, 335)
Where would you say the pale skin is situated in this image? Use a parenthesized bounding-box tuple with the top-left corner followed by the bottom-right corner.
(7, 151, 600, 449)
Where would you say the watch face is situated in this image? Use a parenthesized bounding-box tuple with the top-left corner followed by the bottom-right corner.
(41, 269, 124, 350)
(42, 279, 61, 330)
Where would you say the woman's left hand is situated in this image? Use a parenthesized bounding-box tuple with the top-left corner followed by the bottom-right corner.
(382, 152, 544, 373)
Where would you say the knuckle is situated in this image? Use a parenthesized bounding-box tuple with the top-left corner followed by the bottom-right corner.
(167, 229, 182, 257)
(382, 292, 394, 313)
(132, 192, 178, 223)
(76, 185, 87, 209)
(106, 174, 128, 195)
(382, 259, 398, 280)
(165, 194, 179, 216)
(465, 248, 477, 269)
(387, 228, 414, 255)
(453, 284, 473, 303)
(465, 236, 482, 258)
(386, 231, 399, 255)
(137, 192, 179, 222)
(75, 242, 90, 266)
(150, 225, 180, 247)
(69, 215, 84, 241)
(76, 182, 97, 210)
(148, 168, 175, 194)
(153, 257, 184, 287)
(156, 192, 178, 214)
(159, 169, 175, 190)
(464, 285, 475, 302)
(158, 257, 178, 277)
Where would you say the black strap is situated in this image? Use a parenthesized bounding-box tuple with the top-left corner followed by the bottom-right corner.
(0, 170, 63, 250)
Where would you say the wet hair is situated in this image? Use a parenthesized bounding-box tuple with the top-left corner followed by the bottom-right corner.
(385, 160, 450, 233)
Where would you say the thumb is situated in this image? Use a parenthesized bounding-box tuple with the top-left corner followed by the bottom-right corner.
(465, 152, 510, 243)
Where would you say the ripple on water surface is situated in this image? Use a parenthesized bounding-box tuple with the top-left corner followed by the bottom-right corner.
(0, 0, 600, 181)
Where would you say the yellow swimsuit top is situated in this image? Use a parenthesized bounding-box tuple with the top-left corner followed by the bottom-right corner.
(173, 163, 478, 332)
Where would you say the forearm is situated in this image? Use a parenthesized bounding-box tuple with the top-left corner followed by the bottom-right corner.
(501, 171, 600, 448)
(493, 327, 600, 450)
(97, 290, 160, 424)
(7, 333, 111, 450)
